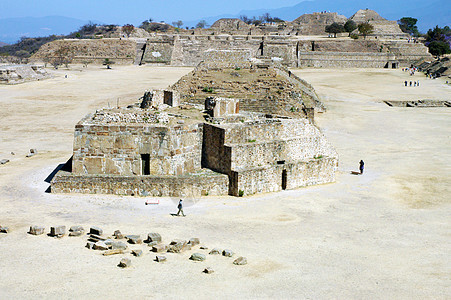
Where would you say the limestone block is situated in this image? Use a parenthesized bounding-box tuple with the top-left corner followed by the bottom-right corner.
(167, 240, 190, 253)
(103, 249, 124, 256)
(70, 225, 84, 233)
(209, 248, 221, 255)
(111, 241, 128, 251)
(132, 250, 143, 257)
(126, 235, 142, 244)
(190, 253, 206, 261)
(86, 241, 95, 249)
(146, 233, 162, 243)
(113, 230, 124, 239)
(118, 258, 132, 268)
(0, 226, 9, 233)
(89, 234, 106, 242)
(155, 256, 167, 262)
(50, 225, 66, 237)
(152, 244, 168, 253)
(0, 159, 9, 165)
(233, 257, 247, 265)
(90, 226, 103, 236)
(69, 231, 83, 237)
(93, 241, 109, 250)
(188, 238, 200, 246)
(203, 267, 214, 274)
(222, 249, 234, 257)
(29, 225, 45, 235)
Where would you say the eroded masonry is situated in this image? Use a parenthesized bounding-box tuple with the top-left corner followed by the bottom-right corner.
(51, 62, 338, 197)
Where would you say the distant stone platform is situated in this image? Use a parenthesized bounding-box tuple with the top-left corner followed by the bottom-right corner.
(0, 64, 52, 84)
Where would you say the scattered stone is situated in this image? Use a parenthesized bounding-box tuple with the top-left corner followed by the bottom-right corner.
(209, 248, 221, 255)
(29, 225, 45, 235)
(0, 159, 10, 165)
(200, 246, 208, 250)
(147, 241, 158, 247)
(10, 152, 15, 155)
(126, 235, 142, 244)
(69, 225, 84, 232)
(50, 225, 66, 237)
(222, 249, 234, 257)
(233, 257, 247, 265)
(86, 241, 95, 249)
(89, 226, 103, 236)
(190, 253, 206, 261)
(69, 231, 83, 237)
(152, 244, 168, 253)
(118, 258, 132, 268)
(167, 240, 190, 253)
(103, 249, 124, 256)
(113, 230, 124, 239)
(0, 226, 9, 233)
(104, 239, 114, 246)
(88, 234, 106, 242)
(155, 256, 167, 262)
(132, 250, 143, 257)
(93, 241, 109, 250)
(26, 149, 37, 158)
(146, 232, 162, 243)
(111, 241, 128, 250)
(188, 238, 200, 246)
(203, 267, 214, 274)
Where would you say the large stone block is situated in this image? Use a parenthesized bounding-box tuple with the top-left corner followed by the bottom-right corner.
(146, 233, 162, 243)
(29, 226, 45, 235)
(50, 225, 66, 237)
(90, 227, 103, 236)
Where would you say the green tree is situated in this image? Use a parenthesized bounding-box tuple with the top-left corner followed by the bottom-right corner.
(325, 22, 345, 38)
(427, 41, 451, 56)
(196, 20, 207, 29)
(398, 17, 419, 36)
(358, 23, 374, 39)
(122, 24, 135, 38)
(344, 20, 357, 36)
(172, 20, 184, 28)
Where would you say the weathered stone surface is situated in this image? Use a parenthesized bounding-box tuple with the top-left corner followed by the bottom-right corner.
(29, 225, 45, 235)
(0, 226, 9, 233)
(203, 267, 214, 274)
(147, 241, 158, 247)
(167, 240, 190, 253)
(0, 159, 9, 165)
(132, 250, 143, 257)
(233, 256, 247, 265)
(200, 246, 208, 250)
(113, 230, 124, 239)
(188, 238, 200, 246)
(103, 249, 124, 256)
(86, 241, 95, 249)
(69, 225, 84, 232)
(89, 234, 106, 242)
(146, 232, 162, 243)
(93, 241, 109, 250)
(118, 258, 131, 268)
(151, 244, 168, 253)
(155, 256, 167, 262)
(126, 235, 142, 244)
(190, 253, 206, 261)
(104, 239, 114, 246)
(209, 248, 221, 255)
(69, 231, 83, 237)
(90, 226, 103, 236)
(111, 241, 128, 250)
(222, 249, 234, 257)
(50, 225, 66, 237)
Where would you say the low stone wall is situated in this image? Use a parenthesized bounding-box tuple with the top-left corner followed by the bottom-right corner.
(230, 157, 337, 196)
(298, 51, 397, 68)
(51, 170, 229, 197)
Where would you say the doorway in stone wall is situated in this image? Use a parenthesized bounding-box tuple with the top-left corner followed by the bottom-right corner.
(141, 154, 150, 175)
(282, 169, 287, 190)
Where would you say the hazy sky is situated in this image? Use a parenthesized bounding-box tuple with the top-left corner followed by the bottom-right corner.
(0, 0, 306, 23)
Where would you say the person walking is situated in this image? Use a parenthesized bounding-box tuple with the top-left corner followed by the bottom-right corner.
(359, 160, 365, 174)
(176, 199, 185, 217)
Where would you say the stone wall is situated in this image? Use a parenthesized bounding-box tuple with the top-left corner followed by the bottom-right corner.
(298, 51, 398, 68)
(229, 157, 337, 196)
(51, 169, 229, 197)
(72, 112, 202, 176)
(0, 65, 52, 84)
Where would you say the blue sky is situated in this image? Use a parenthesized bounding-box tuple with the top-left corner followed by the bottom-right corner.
(0, 0, 305, 24)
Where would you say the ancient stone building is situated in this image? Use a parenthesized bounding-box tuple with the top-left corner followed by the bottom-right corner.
(0, 65, 51, 84)
(51, 68, 338, 197)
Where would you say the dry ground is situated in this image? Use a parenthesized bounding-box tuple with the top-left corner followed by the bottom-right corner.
(0, 65, 450, 299)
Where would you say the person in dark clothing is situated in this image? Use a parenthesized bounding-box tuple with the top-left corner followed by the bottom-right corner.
(359, 160, 365, 174)
(404, 81, 407, 86)
(176, 199, 185, 217)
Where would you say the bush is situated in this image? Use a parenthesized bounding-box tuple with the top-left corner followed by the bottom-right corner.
(202, 87, 214, 93)
(350, 33, 359, 40)
(238, 190, 244, 197)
